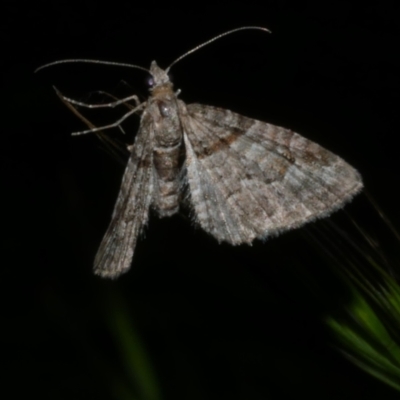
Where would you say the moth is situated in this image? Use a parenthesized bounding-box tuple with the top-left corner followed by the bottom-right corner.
(38, 27, 363, 278)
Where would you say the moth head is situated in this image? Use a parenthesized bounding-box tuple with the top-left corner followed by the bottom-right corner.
(148, 61, 172, 90)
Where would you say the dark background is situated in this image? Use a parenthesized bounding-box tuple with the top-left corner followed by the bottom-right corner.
(2, 1, 400, 399)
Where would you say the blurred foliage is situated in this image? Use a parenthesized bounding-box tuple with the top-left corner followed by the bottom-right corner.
(304, 191, 400, 392)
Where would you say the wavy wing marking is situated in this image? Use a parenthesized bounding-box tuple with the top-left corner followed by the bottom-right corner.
(182, 103, 362, 245)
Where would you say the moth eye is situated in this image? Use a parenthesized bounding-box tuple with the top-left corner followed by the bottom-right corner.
(147, 76, 155, 88)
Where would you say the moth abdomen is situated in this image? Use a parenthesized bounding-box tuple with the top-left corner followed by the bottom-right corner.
(153, 143, 182, 217)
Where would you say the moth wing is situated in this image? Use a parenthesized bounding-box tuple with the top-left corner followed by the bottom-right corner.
(94, 118, 155, 278)
(181, 103, 362, 245)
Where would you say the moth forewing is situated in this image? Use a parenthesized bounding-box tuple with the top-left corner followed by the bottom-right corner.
(181, 104, 362, 246)
(93, 118, 155, 278)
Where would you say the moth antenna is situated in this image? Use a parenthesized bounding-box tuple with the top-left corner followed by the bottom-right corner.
(35, 59, 149, 74)
(166, 26, 271, 72)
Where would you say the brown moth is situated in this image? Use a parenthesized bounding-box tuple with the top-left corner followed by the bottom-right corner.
(38, 27, 363, 278)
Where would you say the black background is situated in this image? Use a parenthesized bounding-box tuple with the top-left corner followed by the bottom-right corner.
(2, 1, 400, 399)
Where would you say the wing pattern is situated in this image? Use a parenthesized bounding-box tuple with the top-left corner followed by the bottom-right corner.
(182, 103, 362, 245)
(94, 115, 155, 278)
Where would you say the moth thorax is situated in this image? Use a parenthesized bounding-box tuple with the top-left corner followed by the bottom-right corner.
(151, 83, 174, 97)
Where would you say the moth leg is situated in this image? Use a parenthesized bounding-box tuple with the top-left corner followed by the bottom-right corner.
(53, 86, 140, 109)
(71, 102, 146, 136)
(55, 88, 129, 161)
(95, 90, 141, 107)
(91, 91, 139, 135)
(54, 86, 144, 141)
